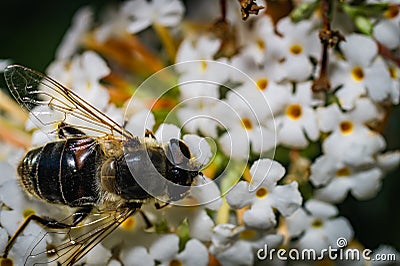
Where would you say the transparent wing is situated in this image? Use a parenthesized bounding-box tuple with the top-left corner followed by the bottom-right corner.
(24, 207, 138, 266)
(4, 64, 134, 140)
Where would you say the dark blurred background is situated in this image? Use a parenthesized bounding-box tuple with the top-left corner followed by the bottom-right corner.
(1, 0, 399, 252)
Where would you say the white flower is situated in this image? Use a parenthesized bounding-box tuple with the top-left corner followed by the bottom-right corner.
(55, 6, 93, 60)
(226, 159, 302, 229)
(79, 243, 112, 266)
(274, 81, 320, 149)
(123, 0, 185, 33)
(120, 246, 154, 266)
(310, 154, 384, 203)
(373, 18, 400, 50)
(0, 59, 12, 72)
(47, 51, 111, 111)
(317, 98, 385, 166)
(163, 175, 222, 241)
(286, 199, 354, 254)
(276, 17, 320, 82)
(149, 234, 209, 266)
(209, 223, 283, 266)
(238, 16, 284, 69)
(216, 85, 276, 160)
(331, 34, 392, 109)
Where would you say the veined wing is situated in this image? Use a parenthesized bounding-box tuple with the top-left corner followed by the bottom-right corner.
(4, 65, 134, 140)
(24, 206, 139, 266)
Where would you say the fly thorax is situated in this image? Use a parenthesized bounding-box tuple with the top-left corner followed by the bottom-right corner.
(100, 158, 119, 195)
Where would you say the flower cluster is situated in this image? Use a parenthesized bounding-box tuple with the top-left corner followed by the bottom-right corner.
(1, 0, 400, 265)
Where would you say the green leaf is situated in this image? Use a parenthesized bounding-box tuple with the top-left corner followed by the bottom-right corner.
(355, 16, 373, 35)
(290, 0, 320, 23)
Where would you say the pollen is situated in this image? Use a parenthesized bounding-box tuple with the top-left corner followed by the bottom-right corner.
(22, 208, 35, 218)
(200, 60, 207, 72)
(351, 66, 364, 82)
(169, 259, 183, 266)
(286, 104, 302, 120)
(336, 167, 351, 177)
(257, 39, 265, 51)
(384, 5, 399, 19)
(311, 218, 323, 228)
(256, 187, 268, 198)
(339, 120, 353, 134)
(241, 117, 253, 130)
(389, 66, 398, 79)
(256, 78, 269, 91)
(121, 216, 136, 231)
(240, 229, 257, 240)
(290, 44, 303, 55)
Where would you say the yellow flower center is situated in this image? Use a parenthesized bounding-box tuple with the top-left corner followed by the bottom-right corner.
(240, 229, 257, 240)
(200, 60, 207, 72)
(312, 219, 324, 228)
(169, 259, 183, 266)
(389, 66, 398, 79)
(286, 104, 302, 120)
(336, 167, 351, 177)
(290, 44, 303, 55)
(256, 78, 269, 91)
(351, 66, 364, 82)
(121, 216, 136, 231)
(241, 118, 253, 130)
(256, 187, 268, 198)
(339, 120, 353, 134)
(384, 5, 399, 19)
(257, 39, 265, 51)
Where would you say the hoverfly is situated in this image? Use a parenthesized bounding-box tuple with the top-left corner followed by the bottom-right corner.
(1, 65, 202, 265)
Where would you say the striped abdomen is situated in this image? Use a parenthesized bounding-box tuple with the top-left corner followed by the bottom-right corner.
(18, 138, 104, 207)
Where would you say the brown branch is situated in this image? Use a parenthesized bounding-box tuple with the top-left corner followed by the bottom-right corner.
(376, 40, 400, 68)
(312, 0, 344, 95)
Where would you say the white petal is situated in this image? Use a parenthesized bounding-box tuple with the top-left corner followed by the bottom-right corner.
(225, 181, 254, 209)
(316, 103, 342, 132)
(120, 246, 154, 266)
(340, 34, 377, 66)
(84, 243, 112, 265)
(310, 155, 337, 186)
(214, 240, 253, 266)
(324, 217, 354, 248)
(188, 209, 214, 241)
(149, 234, 179, 262)
(176, 239, 209, 266)
(270, 182, 302, 216)
(0, 227, 8, 254)
(154, 123, 181, 144)
(243, 203, 276, 229)
(377, 150, 400, 172)
(285, 208, 311, 237)
(249, 159, 285, 190)
(314, 178, 352, 203)
(278, 118, 309, 148)
(191, 176, 222, 209)
(350, 168, 382, 200)
(305, 199, 338, 219)
(373, 20, 400, 49)
(183, 134, 212, 166)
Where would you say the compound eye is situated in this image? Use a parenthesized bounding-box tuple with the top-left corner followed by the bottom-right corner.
(167, 138, 191, 165)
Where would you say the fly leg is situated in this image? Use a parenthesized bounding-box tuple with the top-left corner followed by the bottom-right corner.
(2, 206, 92, 259)
(145, 129, 156, 139)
